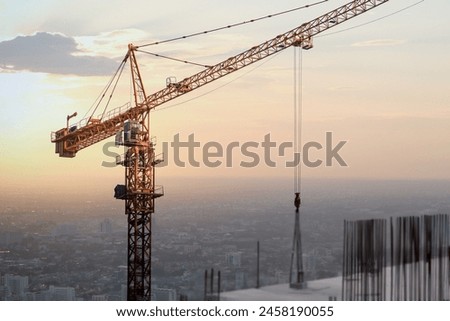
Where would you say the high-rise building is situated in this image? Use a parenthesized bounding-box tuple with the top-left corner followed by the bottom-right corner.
(92, 294, 108, 301)
(3, 274, 28, 299)
(48, 285, 76, 301)
(226, 252, 241, 268)
(0, 285, 11, 300)
(153, 287, 177, 301)
(100, 218, 113, 234)
(235, 270, 247, 290)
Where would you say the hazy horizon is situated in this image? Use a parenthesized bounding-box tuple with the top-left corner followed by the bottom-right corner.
(2, 176, 449, 300)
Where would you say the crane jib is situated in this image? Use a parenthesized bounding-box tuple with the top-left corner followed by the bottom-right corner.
(50, 0, 389, 158)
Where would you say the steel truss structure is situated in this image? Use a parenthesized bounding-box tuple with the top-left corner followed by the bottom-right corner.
(51, 0, 390, 300)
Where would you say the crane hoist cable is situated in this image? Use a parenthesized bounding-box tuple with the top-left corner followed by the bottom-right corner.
(293, 46, 303, 211)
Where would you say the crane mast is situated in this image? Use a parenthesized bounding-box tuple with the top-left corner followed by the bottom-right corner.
(51, 0, 389, 300)
(121, 45, 158, 301)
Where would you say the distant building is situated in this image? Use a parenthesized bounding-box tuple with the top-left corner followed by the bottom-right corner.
(0, 232, 23, 246)
(3, 274, 28, 300)
(92, 294, 108, 301)
(184, 243, 201, 254)
(303, 253, 317, 279)
(51, 224, 77, 237)
(226, 252, 242, 268)
(116, 265, 127, 282)
(177, 232, 189, 241)
(48, 285, 76, 301)
(235, 270, 247, 290)
(274, 270, 288, 284)
(120, 284, 127, 301)
(100, 219, 113, 234)
(0, 285, 11, 300)
(153, 287, 177, 301)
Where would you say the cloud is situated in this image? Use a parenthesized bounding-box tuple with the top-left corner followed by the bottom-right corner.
(0, 32, 119, 76)
(75, 29, 151, 58)
(351, 39, 406, 47)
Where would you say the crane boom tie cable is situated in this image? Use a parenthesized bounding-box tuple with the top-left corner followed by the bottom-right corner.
(93, 62, 125, 120)
(100, 60, 127, 120)
(84, 56, 128, 121)
(136, 49, 211, 68)
(152, 1, 425, 113)
(85, 0, 424, 121)
(137, 0, 330, 47)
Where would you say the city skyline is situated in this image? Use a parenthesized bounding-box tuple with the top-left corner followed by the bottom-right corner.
(2, 177, 449, 300)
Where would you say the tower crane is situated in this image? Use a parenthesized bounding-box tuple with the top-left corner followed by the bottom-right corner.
(51, 0, 390, 300)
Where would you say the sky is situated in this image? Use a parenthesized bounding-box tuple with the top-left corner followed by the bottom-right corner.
(0, 0, 449, 198)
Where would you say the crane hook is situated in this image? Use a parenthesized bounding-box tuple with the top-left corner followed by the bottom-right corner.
(294, 192, 301, 210)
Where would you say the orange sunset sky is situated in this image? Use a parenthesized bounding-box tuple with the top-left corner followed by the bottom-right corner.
(0, 0, 449, 197)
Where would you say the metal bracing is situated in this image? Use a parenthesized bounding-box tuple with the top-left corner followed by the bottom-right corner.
(125, 143, 155, 300)
(123, 50, 156, 300)
(128, 44, 147, 108)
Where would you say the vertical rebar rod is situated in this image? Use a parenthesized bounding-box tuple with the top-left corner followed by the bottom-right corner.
(256, 240, 260, 289)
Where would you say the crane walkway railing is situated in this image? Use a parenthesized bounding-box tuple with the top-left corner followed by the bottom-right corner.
(51, 102, 132, 141)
